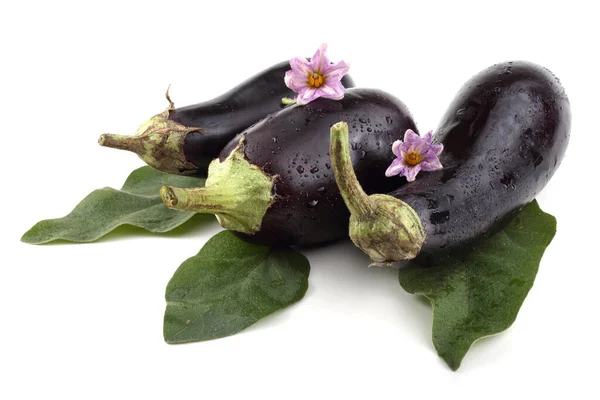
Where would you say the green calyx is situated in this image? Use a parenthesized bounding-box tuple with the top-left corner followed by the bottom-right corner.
(98, 93, 201, 175)
(329, 121, 425, 266)
(160, 137, 277, 234)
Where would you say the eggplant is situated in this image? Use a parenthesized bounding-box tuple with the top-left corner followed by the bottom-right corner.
(160, 88, 418, 246)
(98, 60, 355, 175)
(330, 61, 570, 265)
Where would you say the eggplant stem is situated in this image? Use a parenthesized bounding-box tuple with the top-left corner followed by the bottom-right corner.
(160, 185, 222, 212)
(330, 121, 425, 265)
(159, 138, 276, 234)
(98, 133, 142, 154)
(329, 121, 376, 217)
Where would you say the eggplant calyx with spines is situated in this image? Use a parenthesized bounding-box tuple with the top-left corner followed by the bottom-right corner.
(98, 92, 202, 175)
(329, 121, 425, 266)
(160, 136, 277, 234)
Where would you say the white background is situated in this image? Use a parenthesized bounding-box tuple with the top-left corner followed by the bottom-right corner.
(1, 1, 598, 399)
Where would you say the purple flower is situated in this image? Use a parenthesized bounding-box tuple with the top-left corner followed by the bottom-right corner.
(385, 129, 444, 182)
(284, 43, 350, 105)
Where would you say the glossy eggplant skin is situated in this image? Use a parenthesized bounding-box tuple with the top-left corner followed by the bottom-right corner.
(218, 88, 417, 246)
(388, 61, 570, 264)
(168, 61, 355, 173)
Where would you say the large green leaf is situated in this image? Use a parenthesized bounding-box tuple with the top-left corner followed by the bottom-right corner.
(398, 200, 556, 371)
(21, 167, 205, 244)
(164, 230, 310, 344)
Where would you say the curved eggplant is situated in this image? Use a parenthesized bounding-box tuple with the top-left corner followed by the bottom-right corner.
(330, 61, 570, 265)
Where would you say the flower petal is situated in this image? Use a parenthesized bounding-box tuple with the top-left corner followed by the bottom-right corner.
(385, 158, 407, 177)
(317, 81, 345, 100)
(423, 130, 434, 144)
(403, 129, 421, 147)
(296, 87, 320, 105)
(430, 143, 444, 156)
(420, 145, 444, 171)
(391, 140, 404, 158)
(404, 165, 422, 182)
(419, 158, 443, 171)
(289, 56, 312, 77)
(414, 142, 428, 158)
(322, 60, 350, 79)
(284, 70, 309, 93)
(311, 43, 330, 74)
(399, 141, 414, 157)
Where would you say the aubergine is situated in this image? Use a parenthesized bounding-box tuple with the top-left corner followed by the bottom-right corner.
(160, 88, 418, 246)
(98, 60, 355, 176)
(330, 61, 570, 266)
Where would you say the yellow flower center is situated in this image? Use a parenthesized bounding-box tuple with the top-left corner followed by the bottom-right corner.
(404, 150, 422, 167)
(308, 72, 325, 88)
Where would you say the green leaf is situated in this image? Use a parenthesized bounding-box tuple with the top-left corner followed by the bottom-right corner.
(398, 200, 556, 371)
(164, 230, 310, 344)
(21, 167, 206, 244)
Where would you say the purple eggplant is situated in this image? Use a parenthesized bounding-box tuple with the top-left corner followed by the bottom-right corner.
(98, 60, 355, 175)
(330, 61, 570, 265)
(160, 88, 417, 246)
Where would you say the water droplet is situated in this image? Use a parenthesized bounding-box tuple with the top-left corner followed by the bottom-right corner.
(351, 142, 359, 150)
(386, 116, 393, 124)
(325, 163, 331, 169)
(272, 137, 278, 143)
(429, 211, 450, 225)
(296, 165, 304, 173)
(358, 117, 367, 123)
(295, 128, 301, 132)
(308, 200, 319, 207)
(367, 127, 372, 132)
(426, 198, 438, 209)
(500, 173, 516, 190)
(310, 166, 319, 174)
(317, 186, 326, 193)
(360, 150, 366, 159)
